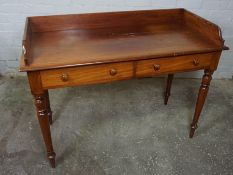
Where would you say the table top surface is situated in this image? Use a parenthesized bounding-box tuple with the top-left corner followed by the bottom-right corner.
(20, 9, 225, 71)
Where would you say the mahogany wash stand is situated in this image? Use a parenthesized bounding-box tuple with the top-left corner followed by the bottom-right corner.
(19, 9, 229, 168)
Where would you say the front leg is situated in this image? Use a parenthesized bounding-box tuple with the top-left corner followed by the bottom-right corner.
(28, 71, 56, 168)
(189, 69, 213, 138)
(34, 93, 56, 167)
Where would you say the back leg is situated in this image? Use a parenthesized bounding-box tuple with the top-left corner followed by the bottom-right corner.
(164, 74, 174, 105)
(45, 90, 53, 125)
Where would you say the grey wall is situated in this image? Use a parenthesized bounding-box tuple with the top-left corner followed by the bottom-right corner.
(0, 0, 233, 78)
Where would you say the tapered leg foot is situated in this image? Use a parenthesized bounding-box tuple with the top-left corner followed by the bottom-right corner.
(164, 95, 169, 105)
(164, 74, 174, 105)
(189, 124, 198, 138)
(189, 70, 213, 138)
(48, 152, 56, 168)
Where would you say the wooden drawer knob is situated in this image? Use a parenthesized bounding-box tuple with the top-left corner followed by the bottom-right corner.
(109, 68, 117, 76)
(153, 64, 160, 71)
(61, 73, 69, 82)
(193, 58, 199, 66)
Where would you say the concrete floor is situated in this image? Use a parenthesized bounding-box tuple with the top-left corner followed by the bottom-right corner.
(0, 76, 232, 175)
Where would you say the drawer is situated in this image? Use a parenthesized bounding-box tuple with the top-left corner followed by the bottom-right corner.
(41, 62, 133, 89)
(135, 53, 213, 77)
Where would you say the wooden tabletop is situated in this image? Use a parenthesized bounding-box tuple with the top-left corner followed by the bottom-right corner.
(20, 9, 225, 72)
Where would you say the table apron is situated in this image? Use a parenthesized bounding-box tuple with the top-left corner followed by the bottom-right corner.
(40, 53, 220, 89)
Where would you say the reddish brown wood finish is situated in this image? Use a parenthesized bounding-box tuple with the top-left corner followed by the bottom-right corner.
(19, 9, 228, 168)
(27, 72, 56, 167)
(19, 9, 227, 72)
(135, 53, 214, 76)
(189, 69, 213, 138)
(40, 62, 133, 89)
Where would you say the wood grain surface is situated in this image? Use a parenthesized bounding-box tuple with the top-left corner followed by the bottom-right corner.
(40, 62, 133, 89)
(19, 9, 226, 72)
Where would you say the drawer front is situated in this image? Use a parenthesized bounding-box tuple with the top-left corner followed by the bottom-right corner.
(136, 53, 213, 76)
(41, 62, 133, 88)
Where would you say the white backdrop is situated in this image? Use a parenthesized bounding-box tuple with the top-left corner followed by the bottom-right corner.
(0, 0, 232, 78)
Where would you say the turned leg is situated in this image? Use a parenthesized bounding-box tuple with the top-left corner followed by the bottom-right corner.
(189, 70, 213, 138)
(164, 74, 174, 105)
(45, 90, 53, 125)
(34, 93, 56, 167)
